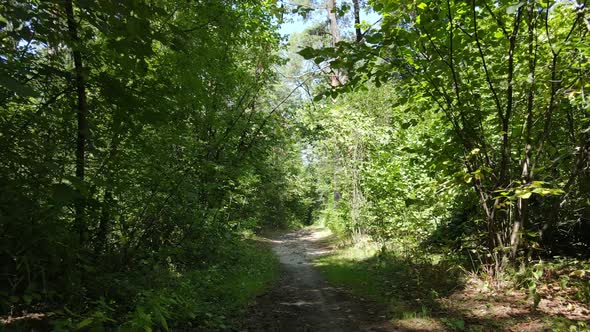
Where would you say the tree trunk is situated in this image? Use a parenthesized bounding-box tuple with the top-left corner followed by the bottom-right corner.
(64, 0, 89, 243)
(95, 134, 120, 257)
(326, 0, 340, 45)
(512, 2, 537, 259)
(96, 190, 113, 256)
(326, 0, 342, 86)
(500, 7, 523, 189)
(353, 0, 362, 42)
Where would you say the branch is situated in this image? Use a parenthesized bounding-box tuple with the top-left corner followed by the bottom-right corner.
(483, 0, 509, 37)
(472, 0, 503, 121)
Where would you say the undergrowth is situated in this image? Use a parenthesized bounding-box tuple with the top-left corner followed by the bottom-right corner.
(314, 236, 590, 331)
(314, 244, 463, 316)
(4, 238, 278, 331)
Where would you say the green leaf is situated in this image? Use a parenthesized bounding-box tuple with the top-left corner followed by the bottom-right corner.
(365, 32, 383, 44)
(52, 183, 80, 204)
(0, 76, 39, 97)
(76, 317, 94, 329)
(298, 47, 317, 60)
(417, 2, 428, 10)
(570, 270, 586, 277)
(519, 192, 532, 199)
(464, 173, 472, 183)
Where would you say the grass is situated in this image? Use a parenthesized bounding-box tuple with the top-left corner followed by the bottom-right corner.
(314, 245, 383, 300)
(314, 235, 590, 331)
(190, 237, 280, 329)
(314, 243, 461, 331)
(223, 236, 280, 303)
(118, 238, 280, 331)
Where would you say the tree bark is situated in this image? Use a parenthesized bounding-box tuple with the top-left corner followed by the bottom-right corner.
(353, 0, 362, 42)
(500, 7, 523, 189)
(326, 0, 342, 86)
(512, 1, 537, 259)
(326, 0, 340, 45)
(64, 0, 89, 243)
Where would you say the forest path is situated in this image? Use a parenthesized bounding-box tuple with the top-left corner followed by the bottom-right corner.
(241, 227, 395, 331)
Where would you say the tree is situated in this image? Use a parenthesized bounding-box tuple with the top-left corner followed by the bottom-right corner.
(299, 0, 589, 268)
(0, 0, 313, 328)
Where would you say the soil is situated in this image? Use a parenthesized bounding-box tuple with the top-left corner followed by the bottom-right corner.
(240, 228, 395, 332)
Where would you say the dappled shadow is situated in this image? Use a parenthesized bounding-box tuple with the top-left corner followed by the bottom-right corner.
(313, 240, 590, 331)
(246, 227, 590, 331)
(242, 227, 395, 331)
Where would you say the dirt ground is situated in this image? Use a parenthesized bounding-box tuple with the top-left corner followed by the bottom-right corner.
(240, 228, 395, 332)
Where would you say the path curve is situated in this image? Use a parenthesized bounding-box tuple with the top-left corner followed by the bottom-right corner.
(241, 227, 395, 331)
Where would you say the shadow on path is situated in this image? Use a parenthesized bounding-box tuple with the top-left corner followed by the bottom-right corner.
(241, 228, 397, 332)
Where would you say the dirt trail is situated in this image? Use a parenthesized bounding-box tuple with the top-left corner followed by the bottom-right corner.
(241, 227, 395, 331)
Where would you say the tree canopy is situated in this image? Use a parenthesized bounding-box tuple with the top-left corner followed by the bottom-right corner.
(1, 0, 589, 329)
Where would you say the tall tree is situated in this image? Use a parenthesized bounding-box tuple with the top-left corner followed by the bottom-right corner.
(64, 0, 88, 242)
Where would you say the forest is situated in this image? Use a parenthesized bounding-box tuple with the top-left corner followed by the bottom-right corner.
(0, 0, 589, 331)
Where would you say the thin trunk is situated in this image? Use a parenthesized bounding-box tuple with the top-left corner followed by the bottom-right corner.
(65, 0, 89, 243)
(488, 7, 522, 266)
(446, 0, 461, 103)
(353, 0, 362, 42)
(532, 53, 559, 170)
(95, 133, 120, 256)
(326, 0, 342, 86)
(500, 7, 523, 188)
(530, 4, 576, 174)
(351, 134, 364, 239)
(96, 190, 113, 256)
(472, 0, 502, 127)
(512, 2, 537, 259)
(452, 0, 500, 261)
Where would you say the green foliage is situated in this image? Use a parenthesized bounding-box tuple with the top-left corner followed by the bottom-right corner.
(0, 0, 306, 328)
(550, 318, 589, 332)
(2, 0, 589, 327)
(43, 240, 278, 331)
(514, 258, 590, 307)
(299, 82, 464, 254)
(440, 318, 465, 331)
(316, 243, 463, 305)
(315, 236, 590, 331)
(314, 242, 464, 318)
(298, 0, 590, 270)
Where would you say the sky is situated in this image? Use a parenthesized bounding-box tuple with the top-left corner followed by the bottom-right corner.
(278, 7, 381, 37)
